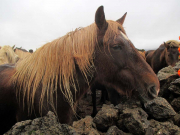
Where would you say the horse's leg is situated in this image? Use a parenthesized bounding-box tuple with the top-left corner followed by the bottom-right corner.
(107, 88, 121, 106)
(91, 85, 97, 117)
(100, 87, 109, 103)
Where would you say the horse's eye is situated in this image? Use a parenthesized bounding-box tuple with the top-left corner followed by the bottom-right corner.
(112, 45, 122, 50)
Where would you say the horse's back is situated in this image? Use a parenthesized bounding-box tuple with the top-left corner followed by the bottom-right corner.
(145, 44, 166, 73)
(0, 64, 17, 134)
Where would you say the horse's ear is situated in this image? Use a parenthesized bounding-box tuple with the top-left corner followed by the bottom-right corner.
(95, 6, 108, 31)
(116, 12, 127, 25)
(164, 42, 169, 48)
(12, 45, 15, 50)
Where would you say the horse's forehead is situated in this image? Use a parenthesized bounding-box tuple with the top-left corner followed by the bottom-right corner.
(120, 31, 129, 41)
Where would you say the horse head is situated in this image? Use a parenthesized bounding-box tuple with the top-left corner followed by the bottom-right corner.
(94, 6, 160, 103)
(164, 41, 180, 67)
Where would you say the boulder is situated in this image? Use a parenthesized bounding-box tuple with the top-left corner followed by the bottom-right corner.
(169, 78, 180, 95)
(145, 119, 180, 135)
(5, 111, 77, 135)
(73, 116, 99, 135)
(173, 113, 180, 127)
(157, 66, 177, 82)
(120, 108, 149, 135)
(106, 126, 132, 135)
(93, 104, 119, 132)
(114, 97, 142, 114)
(171, 97, 180, 112)
(144, 97, 176, 120)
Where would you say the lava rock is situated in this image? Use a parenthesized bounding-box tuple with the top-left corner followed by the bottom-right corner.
(73, 116, 99, 135)
(114, 97, 142, 114)
(173, 61, 180, 71)
(106, 126, 132, 135)
(93, 104, 119, 132)
(145, 119, 180, 135)
(120, 107, 149, 135)
(157, 66, 177, 82)
(169, 78, 180, 95)
(144, 97, 176, 119)
(171, 97, 180, 112)
(5, 111, 77, 135)
(173, 113, 180, 127)
(157, 66, 178, 98)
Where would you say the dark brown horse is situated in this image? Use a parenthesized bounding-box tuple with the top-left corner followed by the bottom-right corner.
(146, 40, 180, 74)
(0, 6, 160, 134)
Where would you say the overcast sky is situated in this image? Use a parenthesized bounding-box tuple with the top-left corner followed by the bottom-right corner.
(0, 0, 179, 51)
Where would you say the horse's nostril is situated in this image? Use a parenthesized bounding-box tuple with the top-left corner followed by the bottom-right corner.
(148, 85, 157, 99)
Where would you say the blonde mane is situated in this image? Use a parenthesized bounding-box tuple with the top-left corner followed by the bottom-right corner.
(11, 20, 121, 114)
(165, 40, 180, 48)
(0, 45, 19, 65)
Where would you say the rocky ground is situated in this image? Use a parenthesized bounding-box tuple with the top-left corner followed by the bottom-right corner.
(5, 61, 180, 135)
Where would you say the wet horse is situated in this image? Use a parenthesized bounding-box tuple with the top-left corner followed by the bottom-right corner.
(146, 40, 180, 74)
(0, 45, 19, 65)
(0, 6, 160, 134)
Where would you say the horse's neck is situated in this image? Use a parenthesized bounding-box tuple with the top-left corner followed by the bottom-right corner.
(160, 49, 168, 67)
(73, 65, 95, 102)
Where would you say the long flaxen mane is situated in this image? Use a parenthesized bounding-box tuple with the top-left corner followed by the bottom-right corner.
(11, 20, 121, 114)
(0, 45, 19, 65)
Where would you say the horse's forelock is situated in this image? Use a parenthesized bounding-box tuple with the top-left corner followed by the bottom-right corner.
(103, 20, 125, 46)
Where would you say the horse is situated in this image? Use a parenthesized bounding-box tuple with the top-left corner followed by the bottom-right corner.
(14, 47, 32, 59)
(146, 40, 180, 74)
(138, 51, 146, 60)
(0, 45, 19, 65)
(0, 6, 160, 134)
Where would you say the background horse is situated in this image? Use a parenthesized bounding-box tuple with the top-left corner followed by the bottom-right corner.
(0, 45, 19, 65)
(146, 40, 180, 74)
(0, 6, 159, 134)
(14, 47, 32, 59)
(138, 51, 146, 60)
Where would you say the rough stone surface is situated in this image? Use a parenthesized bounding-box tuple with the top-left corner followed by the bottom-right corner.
(114, 97, 142, 114)
(144, 97, 176, 119)
(120, 108, 149, 135)
(157, 65, 179, 98)
(93, 104, 119, 132)
(171, 97, 180, 112)
(169, 78, 180, 95)
(5, 111, 77, 135)
(173, 113, 180, 127)
(145, 119, 180, 135)
(73, 116, 99, 135)
(157, 66, 177, 82)
(106, 126, 132, 135)
(173, 61, 180, 71)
